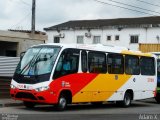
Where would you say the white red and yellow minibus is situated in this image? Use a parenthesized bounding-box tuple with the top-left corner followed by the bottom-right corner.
(10, 43, 157, 110)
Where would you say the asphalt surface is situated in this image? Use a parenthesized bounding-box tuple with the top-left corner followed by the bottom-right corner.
(0, 99, 23, 107)
(0, 98, 160, 120)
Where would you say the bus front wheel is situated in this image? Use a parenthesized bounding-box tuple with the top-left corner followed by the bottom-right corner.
(55, 94, 67, 111)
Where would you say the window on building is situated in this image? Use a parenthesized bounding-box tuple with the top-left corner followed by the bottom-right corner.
(130, 35, 139, 43)
(81, 51, 87, 73)
(140, 57, 155, 75)
(0, 41, 18, 57)
(107, 53, 124, 74)
(77, 36, 84, 44)
(54, 37, 60, 43)
(107, 35, 111, 41)
(93, 36, 101, 44)
(125, 55, 140, 75)
(88, 52, 107, 73)
(115, 35, 120, 41)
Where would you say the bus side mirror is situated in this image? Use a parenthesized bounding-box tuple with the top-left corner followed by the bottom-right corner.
(20, 52, 25, 60)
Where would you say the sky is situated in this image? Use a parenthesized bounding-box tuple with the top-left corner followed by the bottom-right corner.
(0, 0, 160, 31)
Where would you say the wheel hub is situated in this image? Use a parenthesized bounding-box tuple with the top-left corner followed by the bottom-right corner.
(59, 98, 66, 108)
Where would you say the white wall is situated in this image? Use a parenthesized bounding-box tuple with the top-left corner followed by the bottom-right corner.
(46, 27, 160, 50)
(146, 27, 160, 43)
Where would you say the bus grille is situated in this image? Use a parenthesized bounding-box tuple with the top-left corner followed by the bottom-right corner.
(15, 92, 37, 100)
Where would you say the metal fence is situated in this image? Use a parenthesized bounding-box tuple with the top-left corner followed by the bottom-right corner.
(0, 56, 20, 77)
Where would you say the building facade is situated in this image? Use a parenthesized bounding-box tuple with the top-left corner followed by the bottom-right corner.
(0, 30, 47, 98)
(44, 16, 160, 50)
(0, 30, 47, 57)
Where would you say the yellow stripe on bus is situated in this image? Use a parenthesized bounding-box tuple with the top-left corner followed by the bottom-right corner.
(72, 74, 132, 103)
(121, 50, 152, 57)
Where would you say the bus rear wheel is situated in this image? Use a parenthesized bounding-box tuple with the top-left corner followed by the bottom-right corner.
(23, 101, 36, 108)
(55, 94, 67, 111)
(117, 92, 132, 107)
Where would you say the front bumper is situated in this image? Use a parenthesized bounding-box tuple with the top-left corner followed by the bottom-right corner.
(10, 88, 58, 104)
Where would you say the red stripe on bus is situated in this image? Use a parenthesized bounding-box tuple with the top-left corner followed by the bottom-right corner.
(49, 73, 98, 96)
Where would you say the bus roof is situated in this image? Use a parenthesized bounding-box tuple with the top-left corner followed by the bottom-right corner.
(31, 43, 153, 57)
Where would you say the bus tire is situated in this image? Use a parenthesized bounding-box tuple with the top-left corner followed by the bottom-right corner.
(117, 92, 132, 107)
(23, 101, 36, 108)
(55, 94, 67, 111)
(155, 94, 160, 104)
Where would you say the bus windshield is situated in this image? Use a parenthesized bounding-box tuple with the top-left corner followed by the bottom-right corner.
(15, 46, 60, 76)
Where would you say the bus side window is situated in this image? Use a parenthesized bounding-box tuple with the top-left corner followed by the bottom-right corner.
(125, 55, 140, 75)
(81, 51, 87, 73)
(53, 49, 80, 79)
(107, 53, 124, 74)
(140, 57, 155, 75)
(88, 52, 107, 73)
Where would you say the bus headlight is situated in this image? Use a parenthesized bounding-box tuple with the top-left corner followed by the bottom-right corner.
(10, 84, 16, 89)
(35, 86, 49, 92)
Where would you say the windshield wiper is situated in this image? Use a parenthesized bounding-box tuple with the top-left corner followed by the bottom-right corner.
(19, 48, 42, 75)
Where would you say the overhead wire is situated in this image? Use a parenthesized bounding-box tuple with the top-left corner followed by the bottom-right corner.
(93, 0, 158, 16)
(10, 12, 31, 29)
(8, 0, 32, 29)
(19, 0, 31, 6)
(135, 0, 160, 8)
(9, 0, 31, 7)
(106, 0, 160, 15)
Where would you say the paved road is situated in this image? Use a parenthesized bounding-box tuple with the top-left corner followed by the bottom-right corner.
(0, 98, 160, 120)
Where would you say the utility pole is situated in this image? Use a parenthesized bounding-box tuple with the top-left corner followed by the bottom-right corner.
(31, 0, 36, 35)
